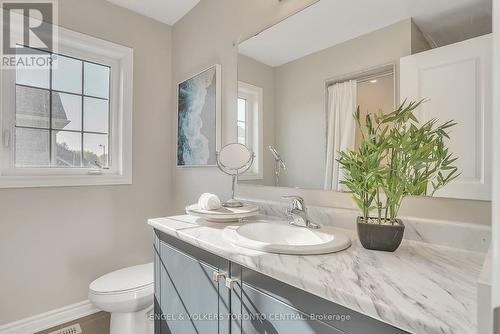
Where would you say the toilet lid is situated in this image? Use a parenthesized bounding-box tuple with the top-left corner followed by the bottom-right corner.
(90, 263, 153, 294)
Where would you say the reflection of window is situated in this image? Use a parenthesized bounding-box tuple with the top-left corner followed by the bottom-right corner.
(237, 98, 247, 145)
(355, 72, 395, 150)
(237, 82, 263, 180)
(0, 27, 133, 187)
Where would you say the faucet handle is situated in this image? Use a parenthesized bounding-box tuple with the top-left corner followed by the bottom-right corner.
(281, 196, 305, 211)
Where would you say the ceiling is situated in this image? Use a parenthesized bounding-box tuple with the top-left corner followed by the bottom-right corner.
(239, 0, 492, 67)
(106, 0, 200, 26)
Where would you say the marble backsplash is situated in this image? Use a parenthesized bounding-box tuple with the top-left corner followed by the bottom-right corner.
(240, 198, 491, 253)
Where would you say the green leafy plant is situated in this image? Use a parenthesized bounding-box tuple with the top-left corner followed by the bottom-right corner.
(337, 100, 460, 224)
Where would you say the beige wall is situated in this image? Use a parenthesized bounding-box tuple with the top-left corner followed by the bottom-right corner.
(172, 1, 490, 226)
(0, 0, 172, 324)
(171, 0, 319, 212)
(411, 19, 432, 53)
(238, 55, 276, 187)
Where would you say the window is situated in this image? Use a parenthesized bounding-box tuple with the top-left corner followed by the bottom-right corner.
(15, 50, 111, 169)
(237, 82, 263, 180)
(237, 98, 247, 145)
(1, 27, 133, 187)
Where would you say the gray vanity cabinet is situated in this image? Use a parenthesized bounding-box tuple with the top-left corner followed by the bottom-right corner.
(154, 230, 408, 334)
(154, 231, 231, 334)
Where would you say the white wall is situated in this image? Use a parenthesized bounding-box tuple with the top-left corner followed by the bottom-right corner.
(0, 0, 172, 324)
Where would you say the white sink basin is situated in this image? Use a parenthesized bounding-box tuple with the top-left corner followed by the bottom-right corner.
(223, 221, 351, 255)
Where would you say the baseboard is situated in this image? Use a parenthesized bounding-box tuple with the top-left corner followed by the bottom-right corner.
(0, 300, 99, 334)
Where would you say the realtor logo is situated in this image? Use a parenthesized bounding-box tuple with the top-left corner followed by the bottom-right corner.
(1, 0, 57, 68)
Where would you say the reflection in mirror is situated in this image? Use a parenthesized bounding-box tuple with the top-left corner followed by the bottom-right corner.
(269, 145, 286, 186)
(237, 0, 492, 200)
(236, 82, 263, 181)
(217, 143, 255, 207)
(324, 65, 395, 191)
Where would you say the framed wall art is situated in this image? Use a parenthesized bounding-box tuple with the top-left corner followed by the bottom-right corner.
(177, 64, 222, 167)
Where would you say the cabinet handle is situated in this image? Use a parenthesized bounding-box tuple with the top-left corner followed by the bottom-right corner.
(225, 277, 238, 289)
(212, 271, 225, 282)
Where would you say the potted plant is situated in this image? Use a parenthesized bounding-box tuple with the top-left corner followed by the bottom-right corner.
(337, 100, 459, 252)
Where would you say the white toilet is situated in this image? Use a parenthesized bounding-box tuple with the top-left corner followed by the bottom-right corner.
(89, 263, 154, 334)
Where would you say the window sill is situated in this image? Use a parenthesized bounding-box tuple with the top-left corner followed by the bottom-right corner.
(239, 173, 263, 181)
(0, 174, 132, 188)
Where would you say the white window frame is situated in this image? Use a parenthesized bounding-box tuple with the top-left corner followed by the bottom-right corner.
(0, 26, 133, 188)
(237, 97, 248, 145)
(238, 81, 263, 180)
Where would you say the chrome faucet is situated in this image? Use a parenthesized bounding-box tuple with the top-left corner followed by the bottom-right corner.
(281, 196, 320, 229)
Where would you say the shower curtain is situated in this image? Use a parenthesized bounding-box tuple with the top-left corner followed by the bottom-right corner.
(324, 80, 357, 191)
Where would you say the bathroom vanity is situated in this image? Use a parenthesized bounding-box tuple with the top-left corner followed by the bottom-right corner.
(149, 215, 485, 334)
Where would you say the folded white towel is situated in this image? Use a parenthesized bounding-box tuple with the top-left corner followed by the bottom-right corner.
(198, 193, 222, 211)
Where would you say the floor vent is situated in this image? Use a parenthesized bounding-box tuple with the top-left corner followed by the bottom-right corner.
(47, 324, 82, 334)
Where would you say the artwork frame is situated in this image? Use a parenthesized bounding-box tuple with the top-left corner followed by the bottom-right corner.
(176, 64, 222, 167)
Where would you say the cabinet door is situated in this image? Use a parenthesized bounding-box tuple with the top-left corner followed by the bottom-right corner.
(240, 283, 344, 334)
(232, 266, 408, 334)
(400, 34, 492, 200)
(158, 240, 228, 334)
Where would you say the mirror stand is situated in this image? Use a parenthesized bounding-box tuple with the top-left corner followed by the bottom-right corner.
(216, 144, 255, 208)
(225, 174, 243, 208)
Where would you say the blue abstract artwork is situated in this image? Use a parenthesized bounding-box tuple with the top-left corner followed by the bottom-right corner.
(177, 65, 220, 166)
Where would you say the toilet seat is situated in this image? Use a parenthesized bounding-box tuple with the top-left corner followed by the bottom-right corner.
(88, 263, 154, 334)
(89, 283, 153, 313)
(89, 281, 154, 296)
(88, 263, 154, 316)
(89, 263, 153, 295)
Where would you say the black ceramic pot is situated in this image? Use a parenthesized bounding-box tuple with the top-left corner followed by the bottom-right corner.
(356, 217, 405, 252)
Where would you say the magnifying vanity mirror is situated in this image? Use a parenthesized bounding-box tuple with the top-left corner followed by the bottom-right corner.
(236, 0, 492, 201)
(217, 143, 255, 207)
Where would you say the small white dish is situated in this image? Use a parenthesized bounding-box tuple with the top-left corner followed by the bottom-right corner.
(186, 204, 259, 222)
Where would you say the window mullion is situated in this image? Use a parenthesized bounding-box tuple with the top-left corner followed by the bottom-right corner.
(81, 61, 85, 167)
(49, 53, 53, 166)
(107, 68, 111, 168)
(247, 99, 250, 146)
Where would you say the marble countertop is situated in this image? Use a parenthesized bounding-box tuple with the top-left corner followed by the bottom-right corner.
(148, 215, 485, 334)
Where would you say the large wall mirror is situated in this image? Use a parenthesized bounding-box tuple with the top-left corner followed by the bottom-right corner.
(237, 0, 492, 201)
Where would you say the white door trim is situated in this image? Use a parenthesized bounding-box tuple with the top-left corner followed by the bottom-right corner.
(492, 0, 500, 324)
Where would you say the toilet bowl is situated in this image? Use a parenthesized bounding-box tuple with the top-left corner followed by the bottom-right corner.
(89, 263, 154, 334)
